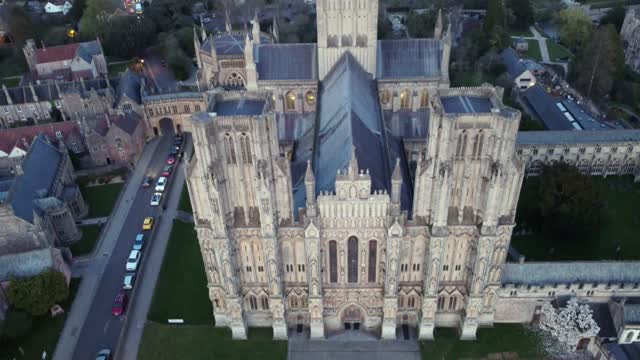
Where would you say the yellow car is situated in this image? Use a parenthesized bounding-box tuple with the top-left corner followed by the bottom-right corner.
(142, 217, 154, 230)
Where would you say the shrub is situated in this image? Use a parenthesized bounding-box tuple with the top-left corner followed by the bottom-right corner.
(0, 310, 33, 340)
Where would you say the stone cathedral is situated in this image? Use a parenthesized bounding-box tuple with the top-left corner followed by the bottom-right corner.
(185, 0, 524, 341)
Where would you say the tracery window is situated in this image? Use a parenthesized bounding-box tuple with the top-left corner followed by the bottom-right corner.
(239, 133, 252, 164)
(329, 240, 337, 283)
(419, 90, 429, 108)
(456, 132, 468, 160)
(380, 90, 391, 104)
(348, 236, 358, 283)
(437, 296, 445, 310)
(248, 295, 258, 310)
(400, 90, 411, 109)
(224, 133, 236, 164)
(368, 240, 377, 283)
(260, 296, 269, 310)
(285, 91, 296, 111)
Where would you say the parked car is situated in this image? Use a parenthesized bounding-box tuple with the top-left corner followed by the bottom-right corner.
(142, 176, 154, 188)
(150, 192, 162, 206)
(166, 156, 176, 165)
(133, 233, 144, 250)
(173, 138, 183, 147)
(95, 349, 112, 360)
(123, 273, 136, 289)
(142, 217, 154, 230)
(161, 165, 173, 177)
(126, 250, 141, 271)
(155, 176, 167, 192)
(111, 291, 128, 316)
(169, 146, 179, 156)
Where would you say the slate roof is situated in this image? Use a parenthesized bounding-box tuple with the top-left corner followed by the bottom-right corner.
(377, 39, 442, 79)
(9, 135, 62, 223)
(0, 122, 81, 155)
(441, 96, 493, 114)
(562, 99, 611, 130)
(520, 84, 573, 130)
(34, 40, 102, 65)
(276, 112, 316, 143)
(213, 98, 266, 116)
(116, 69, 142, 105)
(502, 262, 640, 286)
(383, 109, 429, 139)
(516, 129, 640, 145)
(213, 34, 245, 55)
(0, 248, 55, 282)
(111, 112, 142, 135)
(606, 343, 640, 360)
(76, 40, 103, 63)
(501, 47, 527, 79)
(255, 43, 317, 81)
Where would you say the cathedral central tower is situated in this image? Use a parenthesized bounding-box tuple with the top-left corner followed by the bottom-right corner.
(316, 0, 379, 79)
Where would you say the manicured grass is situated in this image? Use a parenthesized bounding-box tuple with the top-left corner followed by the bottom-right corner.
(525, 39, 543, 61)
(147, 220, 212, 324)
(512, 175, 640, 261)
(0, 278, 81, 360)
(178, 186, 192, 214)
(139, 324, 287, 360)
(80, 183, 124, 218)
(69, 225, 102, 256)
(450, 70, 497, 87)
(0, 77, 20, 88)
(420, 325, 543, 359)
(546, 40, 572, 62)
(509, 27, 534, 37)
(107, 60, 135, 76)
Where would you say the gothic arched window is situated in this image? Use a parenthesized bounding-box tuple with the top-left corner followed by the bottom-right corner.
(437, 296, 445, 310)
(224, 133, 236, 164)
(348, 236, 358, 283)
(285, 91, 296, 111)
(248, 295, 258, 310)
(260, 296, 269, 310)
(400, 90, 411, 109)
(239, 133, 252, 164)
(420, 90, 429, 108)
(329, 240, 337, 283)
(305, 91, 316, 105)
(456, 132, 468, 160)
(368, 240, 377, 283)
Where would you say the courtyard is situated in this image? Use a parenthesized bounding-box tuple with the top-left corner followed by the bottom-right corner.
(69, 225, 102, 256)
(80, 183, 124, 218)
(512, 175, 640, 261)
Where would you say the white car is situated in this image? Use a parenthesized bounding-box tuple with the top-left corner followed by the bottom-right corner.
(126, 250, 141, 271)
(123, 273, 135, 289)
(150, 192, 162, 206)
(155, 176, 167, 192)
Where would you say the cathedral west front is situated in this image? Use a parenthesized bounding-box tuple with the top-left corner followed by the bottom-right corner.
(183, 0, 544, 341)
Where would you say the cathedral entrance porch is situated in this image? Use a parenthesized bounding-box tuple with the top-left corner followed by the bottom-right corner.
(341, 304, 364, 332)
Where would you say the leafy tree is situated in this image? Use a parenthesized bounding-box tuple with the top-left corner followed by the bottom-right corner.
(484, 0, 504, 34)
(509, 0, 534, 29)
(407, 11, 436, 38)
(519, 115, 545, 130)
(538, 297, 600, 356)
(378, 15, 393, 39)
(0, 310, 33, 340)
(102, 16, 157, 59)
(516, 163, 603, 242)
(555, 8, 592, 50)
(600, 4, 626, 33)
(78, 0, 117, 39)
(161, 34, 191, 80)
(572, 25, 623, 98)
(7, 269, 69, 316)
(6, 5, 35, 47)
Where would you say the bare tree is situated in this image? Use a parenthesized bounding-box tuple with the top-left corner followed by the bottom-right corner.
(538, 297, 600, 357)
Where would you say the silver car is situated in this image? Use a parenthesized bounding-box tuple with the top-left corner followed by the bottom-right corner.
(123, 273, 135, 289)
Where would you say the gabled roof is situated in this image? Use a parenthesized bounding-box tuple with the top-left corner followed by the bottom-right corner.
(501, 47, 528, 79)
(9, 135, 63, 223)
(255, 43, 317, 81)
(35, 43, 80, 64)
(116, 69, 142, 105)
(377, 39, 442, 79)
(521, 84, 573, 130)
(0, 247, 55, 282)
(0, 122, 81, 155)
(110, 112, 142, 135)
(213, 98, 266, 116)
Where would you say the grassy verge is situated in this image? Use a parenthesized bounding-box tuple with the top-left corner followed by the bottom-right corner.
(147, 220, 211, 324)
(0, 77, 21, 87)
(69, 225, 102, 256)
(0, 278, 81, 360)
(139, 324, 287, 360)
(108, 60, 135, 76)
(546, 40, 572, 62)
(420, 325, 543, 359)
(178, 186, 192, 214)
(509, 28, 534, 37)
(80, 183, 124, 218)
(525, 39, 543, 61)
(512, 175, 640, 261)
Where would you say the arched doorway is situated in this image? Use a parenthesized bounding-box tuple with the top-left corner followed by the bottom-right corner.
(341, 304, 364, 331)
(153, 127, 159, 136)
(158, 117, 175, 136)
(106, 157, 112, 165)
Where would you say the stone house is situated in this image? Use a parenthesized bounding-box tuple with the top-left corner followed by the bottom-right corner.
(23, 39, 107, 81)
(83, 112, 146, 166)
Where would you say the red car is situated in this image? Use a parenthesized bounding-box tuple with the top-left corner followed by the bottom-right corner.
(166, 156, 176, 165)
(161, 165, 173, 177)
(111, 290, 128, 316)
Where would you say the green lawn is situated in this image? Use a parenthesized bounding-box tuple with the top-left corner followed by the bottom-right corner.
(69, 225, 102, 256)
(0, 278, 81, 360)
(178, 186, 193, 214)
(450, 70, 497, 87)
(546, 40, 572, 62)
(107, 60, 135, 76)
(420, 325, 543, 359)
(0, 77, 20, 87)
(139, 324, 287, 360)
(80, 183, 124, 218)
(509, 27, 534, 37)
(147, 220, 212, 324)
(525, 40, 543, 61)
(512, 175, 640, 261)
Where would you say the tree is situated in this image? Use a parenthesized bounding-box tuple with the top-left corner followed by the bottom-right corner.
(6, 5, 35, 47)
(572, 25, 623, 98)
(484, 0, 505, 34)
(516, 163, 603, 242)
(407, 11, 436, 38)
(7, 269, 69, 316)
(78, 0, 117, 39)
(509, 0, 534, 29)
(555, 8, 593, 50)
(600, 4, 626, 33)
(539, 297, 600, 356)
(102, 16, 157, 59)
(378, 15, 393, 39)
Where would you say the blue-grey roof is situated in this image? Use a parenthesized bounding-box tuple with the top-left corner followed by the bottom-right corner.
(255, 44, 317, 81)
(377, 39, 442, 79)
(77, 40, 103, 63)
(383, 109, 429, 139)
(501, 47, 527, 79)
(562, 99, 611, 130)
(142, 92, 202, 102)
(521, 84, 573, 130)
(606, 343, 640, 360)
(10, 135, 62, 223)
(516, 129, 640, 145)
(276, 112, 316, 143)
(213, 98, 266, 116)
(213, 34, 245, 55)
(624, 304, 640, 324)
(502, 262, 640, 286)
(441, 96, 493, 114)
(34, 197, 64, 214)
(116, 69, 142, 105)
(0, 248, 55, 281)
